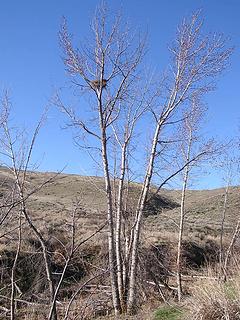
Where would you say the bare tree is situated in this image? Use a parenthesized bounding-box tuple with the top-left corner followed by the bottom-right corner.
(217, 155, 240, 278)
(59, 5, 232, 315)
(0, 95, 59, 319)
(218, 157, 234, 279)
(174, 98, 216, 302)
(126, 12, 232, 313)
(59, 3, 148, 314)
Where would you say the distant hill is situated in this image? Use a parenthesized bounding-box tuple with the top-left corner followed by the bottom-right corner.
(0, 167, 239, 248)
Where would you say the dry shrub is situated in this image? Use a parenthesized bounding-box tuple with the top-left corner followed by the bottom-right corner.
(65, 292, 112, 320)
(187, 273, 240, 319)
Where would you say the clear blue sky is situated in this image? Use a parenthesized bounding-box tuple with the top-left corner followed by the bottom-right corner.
(0, 0, 239, 188)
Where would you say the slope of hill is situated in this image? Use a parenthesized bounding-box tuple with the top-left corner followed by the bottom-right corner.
(1, 166, 239, 247)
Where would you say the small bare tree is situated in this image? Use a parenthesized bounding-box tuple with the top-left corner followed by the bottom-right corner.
(0, 94, 59, 319)
(216, 155, 240, 279)
(218, 157, 235, 279)
(175, 98, 216, 302)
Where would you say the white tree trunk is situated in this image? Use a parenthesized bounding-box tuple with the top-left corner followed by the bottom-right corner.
(100, 128, 121, 315)
(176, 161, 190, 302)
(115, 145, 127, 309)
(127, 122, 161, 313)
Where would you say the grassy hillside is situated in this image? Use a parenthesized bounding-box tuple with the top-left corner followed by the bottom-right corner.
(1, 166, 239, 247)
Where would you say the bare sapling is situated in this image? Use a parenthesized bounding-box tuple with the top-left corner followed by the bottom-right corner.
(175, 98, 215, 302)
(220, 156, 240, 278)
(0, 93, 59, 319)
(219, 159, 232, 279)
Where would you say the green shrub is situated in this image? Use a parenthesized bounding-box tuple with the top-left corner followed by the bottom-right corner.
(154, 306, 182, 320)
(224, 281, 238, 300)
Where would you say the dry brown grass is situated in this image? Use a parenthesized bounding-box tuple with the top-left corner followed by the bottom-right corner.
(186, 265, 240, 320)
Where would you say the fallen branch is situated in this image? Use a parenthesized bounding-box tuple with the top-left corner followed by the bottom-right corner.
(146, 281, 177, 291)
(0, 294, 49, 307)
